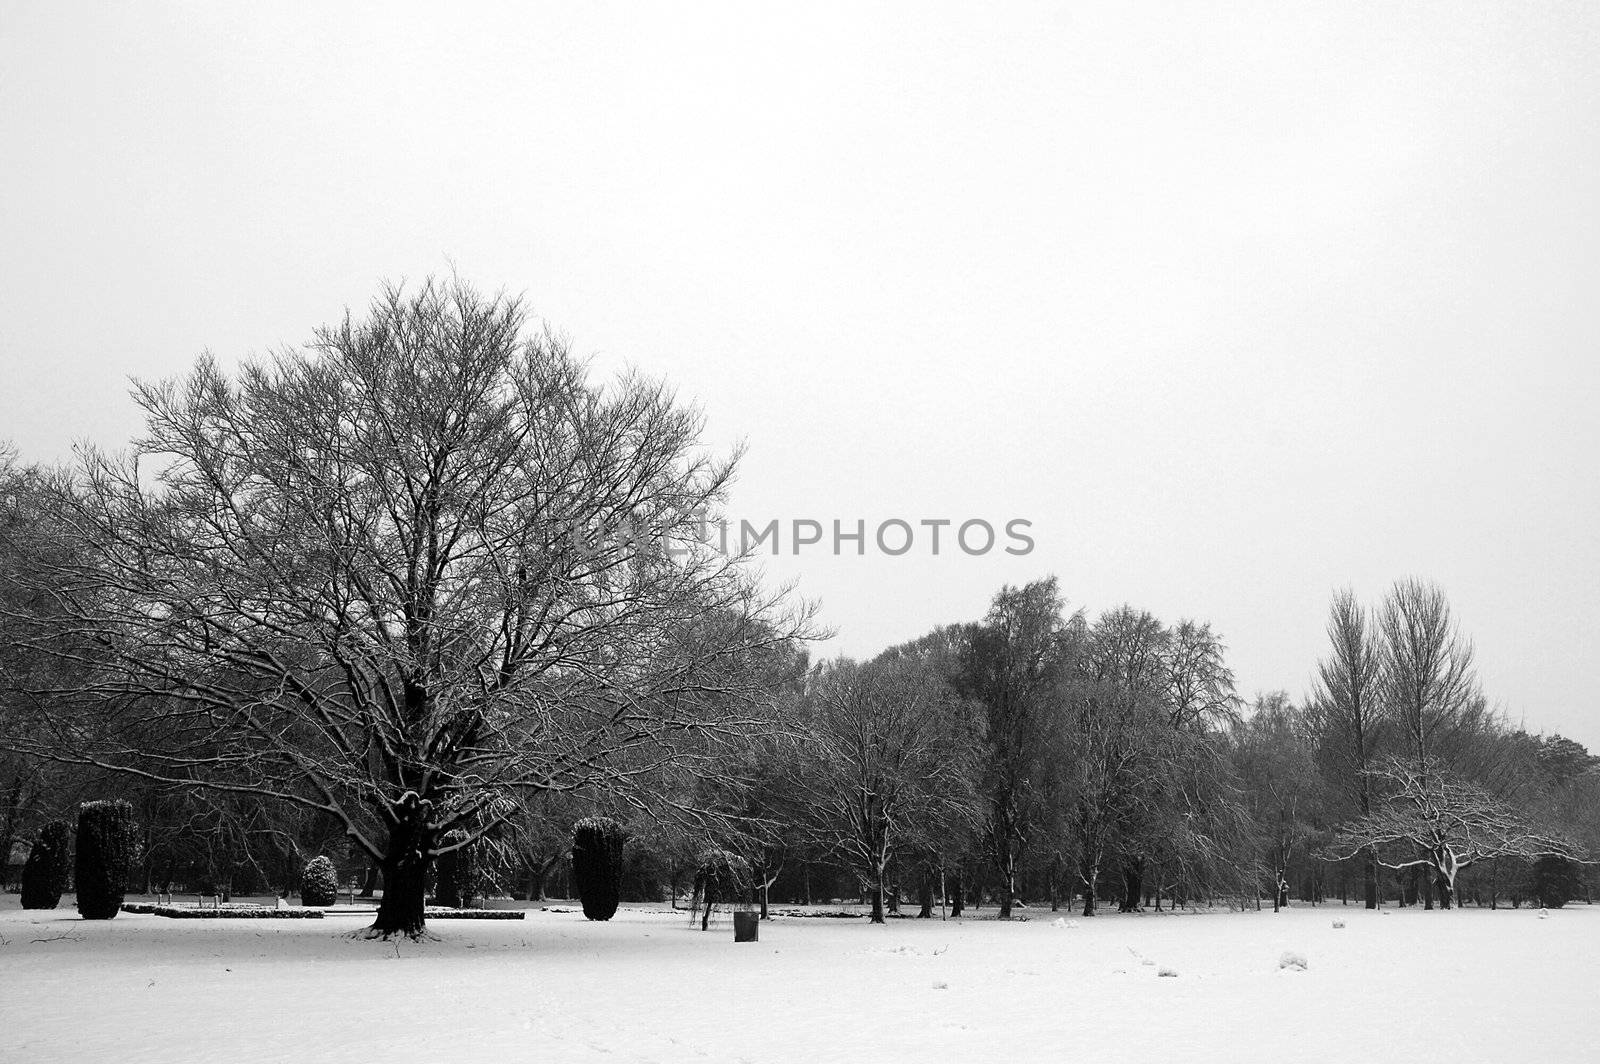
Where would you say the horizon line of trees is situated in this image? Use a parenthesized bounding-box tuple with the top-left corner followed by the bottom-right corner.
(7, 568, 1591, 922)
(0, 278, 1591, 935)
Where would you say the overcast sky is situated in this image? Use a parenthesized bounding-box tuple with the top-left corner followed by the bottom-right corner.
(2, 2, 1597, 745)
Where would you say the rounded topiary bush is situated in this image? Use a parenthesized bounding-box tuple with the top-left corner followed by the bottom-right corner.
(21, 820, 71, 910)
(1532, 855, 1583, 909)
(571, 816, 625, 921)
(75, 800, 134, 920)
(300, 855, 339, 907)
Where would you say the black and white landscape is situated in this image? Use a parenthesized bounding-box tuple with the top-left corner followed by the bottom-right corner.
(2, 4, 1597, 1062)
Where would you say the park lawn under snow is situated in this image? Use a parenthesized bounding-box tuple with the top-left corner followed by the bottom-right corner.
(3, 897, 1597, 1064)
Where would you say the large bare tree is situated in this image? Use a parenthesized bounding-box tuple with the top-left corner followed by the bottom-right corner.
(959, 579, 1079, 919)
(0, 279, 806, 937)
(782, 656, 982, 922)
(1326, 758, 1585, 909)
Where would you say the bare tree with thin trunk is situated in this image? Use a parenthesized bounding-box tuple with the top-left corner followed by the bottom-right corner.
(959, 579, 1079, 919)
(1231, 692, 1318, 911)
(1306, 588, 1386, 908)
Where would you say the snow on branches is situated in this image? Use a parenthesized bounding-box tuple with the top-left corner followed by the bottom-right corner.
(1324, 757, 1586, 906)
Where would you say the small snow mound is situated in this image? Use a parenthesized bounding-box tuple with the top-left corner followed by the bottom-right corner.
(1537, 907, 1551, 919)
(1157, 967, 1179, 978)
(1278, 951, 1308, 971)
(932, 980, 949, 990)
(1331, 920, 1345, 929)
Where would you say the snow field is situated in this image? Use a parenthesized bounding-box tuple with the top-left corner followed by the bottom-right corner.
(3, 898, 1596, 1063)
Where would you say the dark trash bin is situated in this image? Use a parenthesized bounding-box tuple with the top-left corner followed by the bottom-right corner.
(733, 910, 759, 942)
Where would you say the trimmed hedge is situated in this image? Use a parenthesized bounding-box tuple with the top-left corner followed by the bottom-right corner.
(423, 908, 526, 920)
(21, 820, 71, 910)
(571, 817, 625, 921)
(76, 800, 134, 920)
(300, 855, 339, 906)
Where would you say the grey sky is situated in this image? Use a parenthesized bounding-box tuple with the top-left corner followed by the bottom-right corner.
(2, 2, 1596, 745)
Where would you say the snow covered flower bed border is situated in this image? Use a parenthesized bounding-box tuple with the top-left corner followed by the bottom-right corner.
(123, 903, 325, 919)
(113, 902, 525, 919)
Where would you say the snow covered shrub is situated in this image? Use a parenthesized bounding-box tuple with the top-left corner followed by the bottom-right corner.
(300, 855, 339, 907)
(571, 817, 625, 921)
(1531, 856, 1582, 909)
(434, 831, 484, 909)
(21, 820, 71, 910)
(75, 800, 134, 919)
(1331, 919, 1346, 929)
(1278, 951, 1308, 971)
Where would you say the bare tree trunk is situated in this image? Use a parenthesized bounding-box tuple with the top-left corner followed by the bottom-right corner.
(368, 810, 433, 939)
(0, 775, 23, 893)
(997, 853, 1016, 919)
(1081, 862, 1099, 918)
(1118, 856, 1143, 913)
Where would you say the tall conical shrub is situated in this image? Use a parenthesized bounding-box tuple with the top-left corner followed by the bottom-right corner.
(21, 820, 71, 910)
(571, 817, 625, 921)
(434, 831, 482, 909)
(300, 855, 339, 906)
(75, 800, 134, 919)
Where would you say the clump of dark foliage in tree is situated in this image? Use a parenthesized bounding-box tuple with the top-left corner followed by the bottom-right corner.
(695, 848, 750, 920)
(300, 855, 339, 907)
(20, 819, 70, 910)
(571, 817, 626, 921)
(75, 800, 134, 919)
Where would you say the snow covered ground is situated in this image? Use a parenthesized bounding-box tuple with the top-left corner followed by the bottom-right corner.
(3, 896, 1596, 1063)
